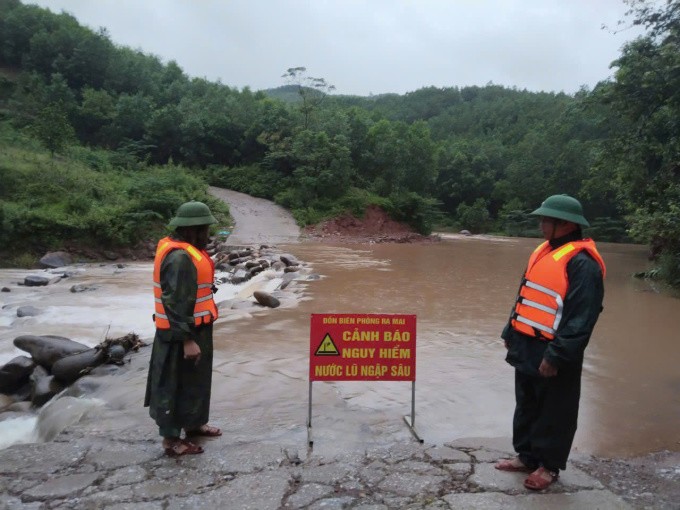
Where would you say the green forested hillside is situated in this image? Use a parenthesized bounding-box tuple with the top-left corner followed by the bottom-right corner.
(1, 0, 679, 286)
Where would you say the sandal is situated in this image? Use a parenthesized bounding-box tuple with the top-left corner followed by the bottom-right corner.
(494, 457, 533, 473)
(164, 438, 205, 457)
(185, 424, 222, 437)
(524, 467, 559, 490)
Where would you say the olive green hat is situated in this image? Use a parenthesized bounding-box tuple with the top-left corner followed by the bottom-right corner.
(529, 194, 589, 227)
(168, 201, 217, 228)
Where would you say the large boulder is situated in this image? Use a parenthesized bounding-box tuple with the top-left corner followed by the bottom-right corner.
(51, 347, 107, 383)
(0, 356, 36, 394)
(13, 335, 90, 369)
(38, 251, 72, 269)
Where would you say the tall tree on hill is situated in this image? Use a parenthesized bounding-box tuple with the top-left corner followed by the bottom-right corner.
(282, 67, 335, 130)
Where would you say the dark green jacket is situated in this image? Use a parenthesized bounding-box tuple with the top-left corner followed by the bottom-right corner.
(144, 242, 214, 429)
(502, 232, 605, 377)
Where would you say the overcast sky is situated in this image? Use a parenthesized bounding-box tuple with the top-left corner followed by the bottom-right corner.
(26, 0, 644, 96)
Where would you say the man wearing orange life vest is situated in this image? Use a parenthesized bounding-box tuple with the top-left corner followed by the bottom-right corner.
(495, 194, 605, 490)
(144, 201, 223, 457)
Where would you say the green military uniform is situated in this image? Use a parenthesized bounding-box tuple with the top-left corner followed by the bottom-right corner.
(144, 237, 214, 438)
(501, 195, 605, 473)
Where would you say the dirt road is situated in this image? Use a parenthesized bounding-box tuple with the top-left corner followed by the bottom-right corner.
(208, 186, 300, 245)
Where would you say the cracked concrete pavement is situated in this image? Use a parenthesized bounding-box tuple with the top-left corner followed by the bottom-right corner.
(0, 434, 631, 509)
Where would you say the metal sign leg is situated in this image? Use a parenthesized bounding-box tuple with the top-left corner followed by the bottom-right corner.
(307, 380, 314, 447)
(403, 381, 423, 443)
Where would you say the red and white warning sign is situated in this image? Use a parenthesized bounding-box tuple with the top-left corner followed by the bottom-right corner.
(309, 313, 416, 382)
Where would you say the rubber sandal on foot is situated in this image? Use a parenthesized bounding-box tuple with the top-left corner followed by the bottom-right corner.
(494, 458, 533, 473)
(524, 467, 558, 490)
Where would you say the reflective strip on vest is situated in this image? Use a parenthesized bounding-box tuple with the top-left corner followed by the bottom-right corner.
(552, 243, 576, 261)
(525, 280, 564, 330)
(514, 315, 556, 335)
(514, 279, 565, 333)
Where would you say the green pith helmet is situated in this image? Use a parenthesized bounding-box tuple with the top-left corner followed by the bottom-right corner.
(167, 201, 217, 228)
(529, 194, 589, 227)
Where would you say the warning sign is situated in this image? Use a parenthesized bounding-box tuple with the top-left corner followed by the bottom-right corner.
(309, 313, 416, 382)
(315, 334, 339, 356)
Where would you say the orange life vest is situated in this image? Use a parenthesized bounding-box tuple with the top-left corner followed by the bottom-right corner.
(510, 239, 606, 340)
(153, 237, 218, 329)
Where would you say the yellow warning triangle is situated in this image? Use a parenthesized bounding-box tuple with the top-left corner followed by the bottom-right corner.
(315, 333, 339, 356)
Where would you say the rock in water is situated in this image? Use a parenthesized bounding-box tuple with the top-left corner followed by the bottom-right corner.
(0, 356, 36, 394)
(13, 335, 90, 369)
(16, 306, 41, 318)
(253, 290, 281, 308)
(39, 251, 72, 269)
(23, 275, 50, 287)
(51, 348, 107, 384)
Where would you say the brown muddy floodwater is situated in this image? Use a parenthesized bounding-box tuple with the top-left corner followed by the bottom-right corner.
(2, 236, 679, 458)
(206, 236, 680, 458)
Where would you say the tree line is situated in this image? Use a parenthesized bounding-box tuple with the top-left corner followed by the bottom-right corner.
(0, 0, 678, 287)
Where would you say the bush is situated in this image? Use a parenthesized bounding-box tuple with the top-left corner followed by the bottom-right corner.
(384, 191, 440, 235)
(456, 199, 491, 234)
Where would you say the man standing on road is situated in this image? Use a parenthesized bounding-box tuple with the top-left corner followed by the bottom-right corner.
(495, 194, 606, 490)
(145, 201, 223, 456)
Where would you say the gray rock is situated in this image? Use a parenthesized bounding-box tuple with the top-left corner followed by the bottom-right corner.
(0, 355, 36, 394)
(23, 275, 50, 287)
(271, 261, 286, 271)
(231, 269, 251, 284)
(70, 284, 99, 293)
(107, 344, 126, 363)
(253, 290, 280, 308)
(1, 287, 10, 292)
(280, 254, 300, 266)
(13, 335, 90, 369)
(38, 251, 72, 269)
(249, 265, 264, 276)
(16, 306, 41, 318)
(51, 347, 107, 383)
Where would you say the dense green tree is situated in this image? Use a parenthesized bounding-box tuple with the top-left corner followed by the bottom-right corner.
(595, 0, 680, 263)
(77, 87, 115, 144)
(30, 102, 75, 156)
(282, 67, 336, 130)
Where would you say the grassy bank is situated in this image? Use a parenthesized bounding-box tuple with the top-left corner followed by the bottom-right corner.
(0, 122, 230, 267)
